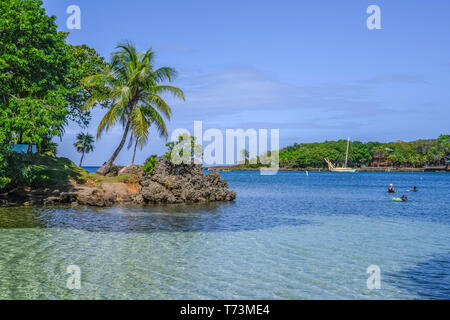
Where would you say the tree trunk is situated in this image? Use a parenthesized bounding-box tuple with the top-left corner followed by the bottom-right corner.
(132, 140, 138, 164)
(96, 121, 131, 175)
(79, 151, 85, 167)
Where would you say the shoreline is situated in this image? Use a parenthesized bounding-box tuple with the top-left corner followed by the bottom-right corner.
(206, 166, 450, 173)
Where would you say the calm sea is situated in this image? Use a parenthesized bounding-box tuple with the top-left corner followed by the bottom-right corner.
(0, 171, 449, 299)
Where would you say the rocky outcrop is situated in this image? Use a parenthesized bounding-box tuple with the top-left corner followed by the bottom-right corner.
(0, 158, 236, 207)
(105, 164, 123, 177)
(75, 183, 135, 206)
(137, 157, 236, 204)
(0, 185, 77, 207)
(118, 164, 143, 177)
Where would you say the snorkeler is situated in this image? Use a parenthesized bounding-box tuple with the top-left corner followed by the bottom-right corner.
(388, 184, 396, 193)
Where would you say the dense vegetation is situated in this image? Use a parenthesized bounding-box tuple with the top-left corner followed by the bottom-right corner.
(1, 153, 87, 190)
(0, 0, 106, 188)
(278, 135, 450, 168)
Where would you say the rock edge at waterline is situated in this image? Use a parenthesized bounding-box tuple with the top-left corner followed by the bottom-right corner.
(0, 158, 236, 207)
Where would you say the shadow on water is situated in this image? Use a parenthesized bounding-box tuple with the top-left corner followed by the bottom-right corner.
(0, 203, 315, 233)
(387, 252, 450, 299)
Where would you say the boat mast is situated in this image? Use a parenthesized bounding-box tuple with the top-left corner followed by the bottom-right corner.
(344, 137, 350, 168)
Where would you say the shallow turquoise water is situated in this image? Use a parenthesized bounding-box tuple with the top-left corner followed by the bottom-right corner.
(0, 171, 449, 299)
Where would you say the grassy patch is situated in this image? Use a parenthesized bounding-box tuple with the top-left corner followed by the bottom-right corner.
(2, 153, 88, 190)
(81, 173, 130, 188)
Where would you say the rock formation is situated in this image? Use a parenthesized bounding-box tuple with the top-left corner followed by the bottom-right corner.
(0, 157, 236, 207)
(137, 157, 236, 204)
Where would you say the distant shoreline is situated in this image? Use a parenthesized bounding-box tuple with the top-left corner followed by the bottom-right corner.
(206, 166, 449, 173)
(84, 165, 449, 173)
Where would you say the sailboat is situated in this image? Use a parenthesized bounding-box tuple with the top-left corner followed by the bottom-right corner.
(324, 138, 357, 173)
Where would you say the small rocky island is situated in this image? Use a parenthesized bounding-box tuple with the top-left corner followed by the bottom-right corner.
(0, 156, 236, 207)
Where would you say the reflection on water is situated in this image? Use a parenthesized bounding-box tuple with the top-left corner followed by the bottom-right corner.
(0, 203, 313, 233)
(0, 171, 449, 299)
(388, 253, 450, 299)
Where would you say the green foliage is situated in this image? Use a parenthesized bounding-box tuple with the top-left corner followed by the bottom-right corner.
(7, 95, 68, 147)
(240, 149, 250, 165)
(0, 0, 70, 99)
(0, 153, 10, 188)
(0, 153, 87, 190)
(0, 0, 107, 153)
(74, 132, 95, 166)
(65, 45, 109, 127)
(143, 155, 158, 173)
(279, 136, 450, 168)
(165, 134, 202, 164)
(82, 41, 184, 166)
(0, 0, 71, 152)
(74, 132, 95, 154)
(0, 110, 10, 188)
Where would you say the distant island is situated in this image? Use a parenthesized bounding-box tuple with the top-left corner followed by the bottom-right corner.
(211, 135, 450, 172)
(279, 135, 450, 169)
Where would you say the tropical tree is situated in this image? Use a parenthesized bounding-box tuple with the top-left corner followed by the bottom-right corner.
(240, 149, 250, 165)
(65, 44, 109, 128)
(165, 134, 202, 164)
(1, 0, 71, 153)
(128, 105, 169, 165)
(74, 132, 94, 167)
(0, 0, 107, 155)
(83, 42, 184, 175)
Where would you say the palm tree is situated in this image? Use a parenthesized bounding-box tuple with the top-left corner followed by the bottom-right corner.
(128, 105, 169, 164)
(240, 149, 249, 165)
(82, 42, 184, 175)
(74, 132, 94, 167)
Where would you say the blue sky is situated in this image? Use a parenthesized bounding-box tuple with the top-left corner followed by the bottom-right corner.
(42, 0, 450, 166)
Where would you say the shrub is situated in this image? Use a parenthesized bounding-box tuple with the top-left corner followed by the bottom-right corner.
(164, 134, 202, 164)
(143, 155, 157, 173)
(0, 152, 86, 190)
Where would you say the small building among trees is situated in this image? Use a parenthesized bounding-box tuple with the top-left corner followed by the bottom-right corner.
(370, 147, 392, 167)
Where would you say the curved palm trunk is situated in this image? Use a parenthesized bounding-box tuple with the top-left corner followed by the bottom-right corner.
(79, 151, 85, 167)
(96, 121, 131, 175)
(132, 140, 138, 165)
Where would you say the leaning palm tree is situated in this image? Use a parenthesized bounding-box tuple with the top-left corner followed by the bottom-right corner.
(128, 105, 169, 164)
(82, 42, 184, 175)
(74, 132, 95, 167)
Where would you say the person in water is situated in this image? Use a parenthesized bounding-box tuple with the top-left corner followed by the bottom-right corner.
(401, 195, 407, 201)
(413, 186, 418, 192)
(388, 184, 396, 193)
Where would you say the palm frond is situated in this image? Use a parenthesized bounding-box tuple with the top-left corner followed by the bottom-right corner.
(151, 85, 185, 101)
(142, 105, 168, 138)
(80, 41, 184, 160)
(143, 94, 172, 120)
(153, 67, 177, 82)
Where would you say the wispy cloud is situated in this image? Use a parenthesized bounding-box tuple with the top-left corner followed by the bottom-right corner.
(358, 74, 425, 85)
(169, 66, 389, 129)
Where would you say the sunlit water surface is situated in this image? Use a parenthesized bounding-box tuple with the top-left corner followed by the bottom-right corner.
(0, 171, 449, 299)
